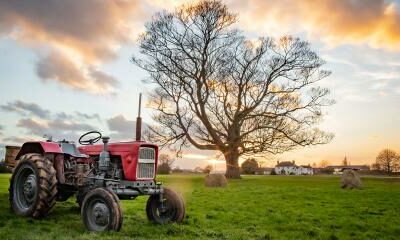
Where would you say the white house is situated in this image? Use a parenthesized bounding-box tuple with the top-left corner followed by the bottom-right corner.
(275, 161, 313, 175)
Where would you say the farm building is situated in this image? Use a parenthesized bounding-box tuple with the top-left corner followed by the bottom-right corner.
(274, 161, 313, 175)
(327, 165, 370, 175)
(255, 167, 274, 175)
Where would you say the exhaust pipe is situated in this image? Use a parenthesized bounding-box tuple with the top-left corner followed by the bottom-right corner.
(136, 93, 142, 141)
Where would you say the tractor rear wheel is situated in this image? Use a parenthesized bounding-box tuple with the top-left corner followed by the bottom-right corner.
(146, 187, 185, 224)
(9, 153, 57, 218)
(81, 188, 123, 232)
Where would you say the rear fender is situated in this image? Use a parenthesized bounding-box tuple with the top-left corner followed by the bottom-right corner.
(15, 142, 63, 160)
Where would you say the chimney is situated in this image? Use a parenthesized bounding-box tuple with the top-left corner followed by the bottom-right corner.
(135, 93, 142, 141)
(277, 161, 279, 165)
(292, 160, 295, 164)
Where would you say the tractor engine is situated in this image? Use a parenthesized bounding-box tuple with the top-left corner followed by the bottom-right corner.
(63, 156, 92, 185)
(91, 154, 124, 180)
(62, 154, 125, 185)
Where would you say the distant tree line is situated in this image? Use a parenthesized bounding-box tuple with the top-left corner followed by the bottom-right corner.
(157, 148, 400, 176)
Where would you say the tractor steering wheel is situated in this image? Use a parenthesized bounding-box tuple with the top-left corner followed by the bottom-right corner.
(79, 131, 102, 145)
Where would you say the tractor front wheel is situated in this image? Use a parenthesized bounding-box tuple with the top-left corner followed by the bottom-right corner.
(81, 188, 123, 232)
(146, 187, 185, 224)
(9, 153, 58, 218)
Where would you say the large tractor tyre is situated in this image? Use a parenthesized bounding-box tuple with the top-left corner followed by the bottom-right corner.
(9, 153, 58, 218)
(81, 188, 123, 232)
(146, 187, 185, 224)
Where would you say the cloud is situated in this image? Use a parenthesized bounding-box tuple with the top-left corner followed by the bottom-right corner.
(1, 100, 50, 118)
(74, 112, 101, 121)
(3, 136, 35, 144)
(359, 70, 400, 80)
(396, 87, 400, 94)
(36, 51, 118, 94)
(15, 117, 97, 142)
(16, 118, 96, 136)
(0, 100, 101, 142)
(1, 0, 398, 95)
(1, 100, 101, 121)
(48, 119, 95, 132)
(144, 0, 400, 50)
(0, 0, 145, 94)
(107, 115, 136, 140)
(230, 0, 400, 50)
(17, 118, 48, 136)
(56, 112, 100, 121)
(106, 114, 151, 141)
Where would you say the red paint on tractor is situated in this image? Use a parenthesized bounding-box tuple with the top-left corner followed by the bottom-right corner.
(15, 141, 63, 160)
(79, 141, 158, 181)
(39, 141, 63, 153)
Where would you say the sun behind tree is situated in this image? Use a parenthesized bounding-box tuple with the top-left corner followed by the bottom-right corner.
(133, 0, 333, 178)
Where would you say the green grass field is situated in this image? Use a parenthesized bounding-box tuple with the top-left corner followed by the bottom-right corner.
(0, 174, 400, 240)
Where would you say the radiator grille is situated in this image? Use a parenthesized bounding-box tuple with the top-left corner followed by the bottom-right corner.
(137, 147, 155, 179)
(137, 163, 155, 179)
(139, 147, 155, 160)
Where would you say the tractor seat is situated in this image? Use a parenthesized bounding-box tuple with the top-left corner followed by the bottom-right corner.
(60, 142, 89, 158)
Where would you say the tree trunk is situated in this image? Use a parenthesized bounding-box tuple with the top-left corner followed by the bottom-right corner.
(224, 148, 241, 179)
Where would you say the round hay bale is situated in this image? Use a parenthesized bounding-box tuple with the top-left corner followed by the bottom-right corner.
(204, 174, 227, 187)
(341, 169, 362, 189)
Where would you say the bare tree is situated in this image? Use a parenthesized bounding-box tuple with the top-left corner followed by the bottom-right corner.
(375, 149, 400, 173)
(133, 1, 333, 178)
(312, 162, 317, 168)
(318, 160, 331, 168)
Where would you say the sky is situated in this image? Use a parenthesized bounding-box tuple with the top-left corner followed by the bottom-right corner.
(0, 0, 399, 170)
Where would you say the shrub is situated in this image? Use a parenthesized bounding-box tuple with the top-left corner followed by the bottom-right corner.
(157, 162, 171, 174)
(320, 167, 334, 174)
(0, 162, 11, 173)
(241, 158, 259, 174)
(172, 167, 183, 173)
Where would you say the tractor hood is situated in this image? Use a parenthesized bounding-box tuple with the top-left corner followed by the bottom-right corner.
(78, 141, 159, 181)
(78, 141, 158, 155)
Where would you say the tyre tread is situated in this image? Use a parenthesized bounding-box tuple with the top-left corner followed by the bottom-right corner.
(9, 153, 58, 218)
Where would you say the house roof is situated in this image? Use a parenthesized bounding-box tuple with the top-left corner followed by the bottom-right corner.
(300, 165, 312, 169)
(276, 161, 296, 167)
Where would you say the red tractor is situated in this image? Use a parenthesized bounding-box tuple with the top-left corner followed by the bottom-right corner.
(7, 95, 185, 231)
